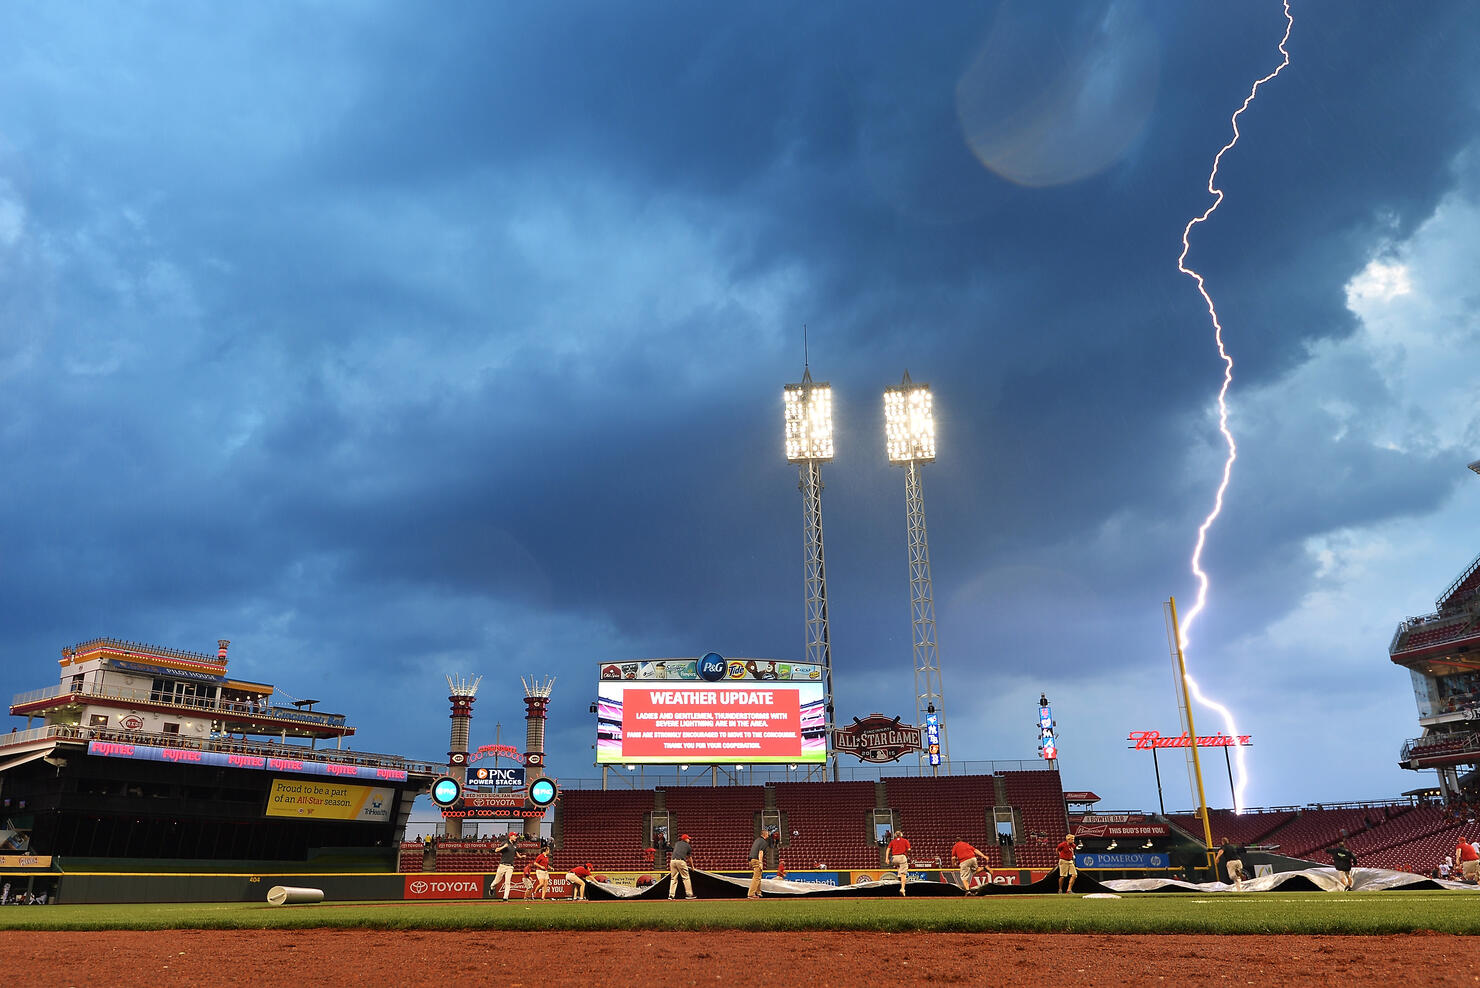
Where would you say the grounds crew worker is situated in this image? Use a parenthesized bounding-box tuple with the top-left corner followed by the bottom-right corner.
(1056, 833, 1078, 894)
(1215, 837, 1247, 891)
(951, 839, 992, 890)
(668, 833, 696, 899)
(887, 830, 912, 897)
(492, 833, 520, 901)
(748, 826, 774, 899)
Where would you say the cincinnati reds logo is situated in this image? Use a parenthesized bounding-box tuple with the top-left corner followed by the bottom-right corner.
(525, 753, 542, 766)
(450, 752, 466, 764)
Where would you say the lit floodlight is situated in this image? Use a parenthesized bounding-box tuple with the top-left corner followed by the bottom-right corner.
(784, 381, 834, 462)
(884, 380, 935, 463)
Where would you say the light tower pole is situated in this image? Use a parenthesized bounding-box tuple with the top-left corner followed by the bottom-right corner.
(884, 372, 949, 774)
(445, 674, 481, 839)
(785, 369, 838, 781)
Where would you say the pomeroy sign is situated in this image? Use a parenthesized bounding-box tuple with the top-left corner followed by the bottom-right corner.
(833, 714, 922, 763)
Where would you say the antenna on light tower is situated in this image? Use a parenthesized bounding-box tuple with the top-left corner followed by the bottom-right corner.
(785, 366, 839, 781)
(884, 371, 949, 774)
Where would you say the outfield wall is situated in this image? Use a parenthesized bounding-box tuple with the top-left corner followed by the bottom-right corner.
(47, 868, 1056, 904)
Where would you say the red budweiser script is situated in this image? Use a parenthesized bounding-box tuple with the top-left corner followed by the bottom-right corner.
(1128, 731, 1251, 749)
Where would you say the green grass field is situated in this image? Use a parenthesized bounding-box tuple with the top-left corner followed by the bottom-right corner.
(2, 892, 1478, 936)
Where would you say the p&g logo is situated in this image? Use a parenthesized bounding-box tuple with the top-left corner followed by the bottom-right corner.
(698, 652, 726, 682)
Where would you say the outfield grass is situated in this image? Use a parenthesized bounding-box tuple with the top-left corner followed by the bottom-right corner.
(2, 892, 1479, 936)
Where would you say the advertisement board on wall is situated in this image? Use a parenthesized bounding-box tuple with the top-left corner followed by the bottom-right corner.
(596, 661, 826, 764)
(1074, 852, 1171, 869)
(465, 766, 526, 789)
(403, 876, 483, 900)
(87, 740, 408, 782)
(264, 779, 394, 822)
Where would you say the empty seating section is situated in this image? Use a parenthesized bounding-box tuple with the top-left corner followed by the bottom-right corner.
(1364, 820, 1469, 873)
(999, 770, 1069, 868)
(1398, 619, 1476, 652)
(773, 781, 879, 869)
(1440, 559, 1480, 609)
(1406, 735, 1478, 761)
(1343, 805, 1440, 858)
(886, 774, 1002, 870)
(661, 786, 767, 870)
(1258, 807, 1384, 859)
(558, 789, 656, 871)
(397, 842, 424, 872)
(1166, 809, 1295, 846)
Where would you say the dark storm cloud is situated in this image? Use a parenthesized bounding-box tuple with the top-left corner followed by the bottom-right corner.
(2, 2, 1479, 805)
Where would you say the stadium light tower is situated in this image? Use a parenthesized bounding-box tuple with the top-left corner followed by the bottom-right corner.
(884, 371, 949, 774)
(784, 368, 838, 781)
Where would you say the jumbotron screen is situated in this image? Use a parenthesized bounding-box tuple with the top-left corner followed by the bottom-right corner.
(596, 656, 827, 765)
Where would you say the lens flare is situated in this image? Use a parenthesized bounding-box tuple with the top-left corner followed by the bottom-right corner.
(1176, 1, 1293, 813)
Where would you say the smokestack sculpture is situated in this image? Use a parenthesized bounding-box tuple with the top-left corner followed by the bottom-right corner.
(522, 676, 555, 838)
(445, 674, 481, 839)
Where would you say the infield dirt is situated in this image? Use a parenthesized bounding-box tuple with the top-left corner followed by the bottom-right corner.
(1, 929, 1471, 987)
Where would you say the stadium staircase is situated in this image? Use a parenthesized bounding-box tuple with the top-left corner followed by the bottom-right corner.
(998, 770, 1069, 868)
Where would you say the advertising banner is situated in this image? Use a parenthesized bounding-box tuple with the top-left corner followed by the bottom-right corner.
(596, 681, 826, 764)
(1073, 823, 1169, 838)
(403, 876, 483, 900)
(465, 766, 526, 789)
(87, 740, 408, 782)
(1074, 852, 1171, 869)
(0, 855, 52, 869)
(264, 779, 394, 822)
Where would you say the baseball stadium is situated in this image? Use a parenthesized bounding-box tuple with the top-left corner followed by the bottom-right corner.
(4, 389, 1480, 986)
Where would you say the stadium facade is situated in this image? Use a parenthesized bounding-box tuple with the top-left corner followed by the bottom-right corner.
(2, 637, 438, 862)
(1389, 548, 1480, 799)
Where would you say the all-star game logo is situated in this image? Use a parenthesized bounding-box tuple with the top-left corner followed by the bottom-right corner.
(832, 714, 922, 763)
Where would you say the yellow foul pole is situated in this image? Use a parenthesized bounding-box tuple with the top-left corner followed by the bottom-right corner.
(1167, 595, 1215, 854)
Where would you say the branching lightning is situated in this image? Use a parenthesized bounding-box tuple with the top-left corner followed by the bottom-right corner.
(1175, 1, 1293, 813)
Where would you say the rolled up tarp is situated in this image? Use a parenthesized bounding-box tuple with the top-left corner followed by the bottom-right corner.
(266, 886, 324, 906)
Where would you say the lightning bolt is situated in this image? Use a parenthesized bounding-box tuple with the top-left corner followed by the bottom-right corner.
(1176, 1, 1293, 813)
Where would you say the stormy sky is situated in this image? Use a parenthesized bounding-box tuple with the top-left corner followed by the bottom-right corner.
(3, 1, 1480, 814)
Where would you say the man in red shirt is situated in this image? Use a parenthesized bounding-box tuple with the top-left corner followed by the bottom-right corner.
(1456, 837, 1480, 883)
(532, 847, 552, 900)
(887, 830, 912, 897)
(564, 862, 593, 901)
(1056, 833, 1078, 894)
(952, 839, 992, 890)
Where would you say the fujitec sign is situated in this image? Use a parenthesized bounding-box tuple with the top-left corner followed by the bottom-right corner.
(833, 714, 922, 763)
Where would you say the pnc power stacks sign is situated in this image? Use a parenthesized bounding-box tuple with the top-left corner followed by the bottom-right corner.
(833, 714, 922, 763)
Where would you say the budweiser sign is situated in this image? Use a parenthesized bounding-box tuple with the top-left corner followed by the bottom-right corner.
(834, 714, 922, 763)
(1074, 823, 1170, 838)
(1128, 731, 1252, 750)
